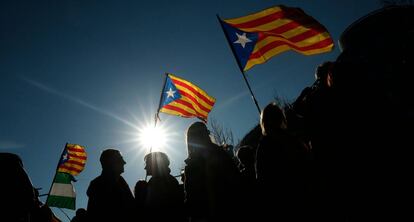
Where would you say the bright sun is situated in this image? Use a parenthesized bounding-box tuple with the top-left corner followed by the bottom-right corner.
(138, 124, 168, 151)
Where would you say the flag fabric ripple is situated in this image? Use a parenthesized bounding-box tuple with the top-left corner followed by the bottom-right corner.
(158, 73, 215, 122)
(220, 5, 334, 71)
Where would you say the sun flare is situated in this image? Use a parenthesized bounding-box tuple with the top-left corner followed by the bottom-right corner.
(138, 124, 168, 151)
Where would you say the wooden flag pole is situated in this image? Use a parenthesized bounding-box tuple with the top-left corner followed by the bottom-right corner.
(216, 15, 261, 115)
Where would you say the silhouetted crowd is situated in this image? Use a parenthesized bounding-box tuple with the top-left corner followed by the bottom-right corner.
(1, 5, 413, 222)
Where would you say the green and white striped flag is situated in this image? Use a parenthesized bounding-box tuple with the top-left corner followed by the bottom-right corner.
(46, 172, 76, 210)
(46, 143, 87, 210)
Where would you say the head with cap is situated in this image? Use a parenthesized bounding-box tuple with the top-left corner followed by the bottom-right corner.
(260, 102, 287, 136)
(186, 121, 212, 157)
(100, 149, 126, 176)
(144, 151, 170, 176)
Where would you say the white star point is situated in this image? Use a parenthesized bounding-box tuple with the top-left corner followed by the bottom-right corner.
(233, 32, 252, 48)
(166, 88, 176, 98)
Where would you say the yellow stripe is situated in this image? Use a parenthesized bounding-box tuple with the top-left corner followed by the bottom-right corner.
(62, 164, 85, 171)
(67, 150, 87, 157)
(175, 85, 214, 110)
(234, 18, 292, 32)
(159, 107, 192, 117)
(70, 158, 86, 164)
(244, 45, 291, 71)
(58, 168, 80, 175)
(291, 44, 334, 55)
(66, 144, 85, 149)
(244, 41, 334, 71)
(160, 102, 198, 116)
(169, 101, 199, 115)
(224, 6, 282, 24)
(180, 97, 210, 116)
(168, 74, 215, 103)
(252, 32, 332, 54)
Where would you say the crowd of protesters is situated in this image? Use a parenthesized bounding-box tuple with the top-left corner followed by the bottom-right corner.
(1, 5, 413, 222)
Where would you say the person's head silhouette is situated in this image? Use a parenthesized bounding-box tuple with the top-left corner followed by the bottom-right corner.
(100, 149, 126, 176)
(315, 61, 334, 88)
(260, 102, 287, 136)
(144, 151, 171, 176)
(186, 121, 211, 157)
(236, 145, 255, 168)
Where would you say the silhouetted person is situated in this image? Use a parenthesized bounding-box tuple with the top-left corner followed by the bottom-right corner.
(86, 149, 134, 221)
(70, 208, 87, 222)
(184, 122, 240, 222)
(236, 145, 256, 189)
(235, 145, 257, 221)
(0, 153, 36, 222)
(327, 5, 414, 221)
(134, 152, 184, 222)
(31, 188, 62, 222)
(255, 102, 310, 221)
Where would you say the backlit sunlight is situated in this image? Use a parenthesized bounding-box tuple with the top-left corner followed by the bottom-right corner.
(138, 124, 168, 152)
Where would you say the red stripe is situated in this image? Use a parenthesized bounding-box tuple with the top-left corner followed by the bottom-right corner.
(249, 38, 333, 60)
(65, 159, 86, 167)
(67, 147, 85, 153)
(177, 90, 212, 114)
(259, 28, 326, 44)
(163, 104, 195, 117)
(264, 21, 301, 34)
(174, 99, 208, 119)
(231, 10, 286, 28)
(58, 165, 82, 173)
(231, 7, 307, 29)
(287, 29, 324, 43)
(68, 154, 87, 160)
(264, 19, 326, 35)
(171, 79, 214, 106)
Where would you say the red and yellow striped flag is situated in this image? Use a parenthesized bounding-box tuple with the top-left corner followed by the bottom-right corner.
(158, 73, 215, 122)
(219, 5, 334, 71)
(57, 144, 87, 176)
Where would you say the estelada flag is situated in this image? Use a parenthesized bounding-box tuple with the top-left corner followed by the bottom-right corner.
(57, 144, 87, 176)
(47, 144, 86, 210)
(157, 73, 215, 122)
(219, 5, 334, 71)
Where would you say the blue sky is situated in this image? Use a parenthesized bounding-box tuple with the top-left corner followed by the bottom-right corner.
(1, 0, 382, 220)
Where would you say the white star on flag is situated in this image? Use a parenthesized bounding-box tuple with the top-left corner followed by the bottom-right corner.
(166, 88, 176, 98)
(233, 32, 252, 48)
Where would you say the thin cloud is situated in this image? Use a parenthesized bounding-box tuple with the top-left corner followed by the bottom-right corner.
(0, 141, 25, 149)
(21, 76, 139, 130)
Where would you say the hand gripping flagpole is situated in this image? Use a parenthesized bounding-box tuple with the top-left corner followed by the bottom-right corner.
(217, 14, 261, 115)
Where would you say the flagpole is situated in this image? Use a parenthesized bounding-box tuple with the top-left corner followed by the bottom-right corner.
(46, 143, 69, 204)
(216, 14, 261, 115)
(154, 73, 168, 131)
(151, 72, 168, 154)
(145, 73, 168, 181)
(57, 207, 71, 221)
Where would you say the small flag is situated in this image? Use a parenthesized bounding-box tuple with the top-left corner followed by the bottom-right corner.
(46, 172, 76, 210)
(57, 144, 87, 176)
(219, 5, 334, 71)
(158, 73, 215, 122)
(46, 144, 87, 210)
